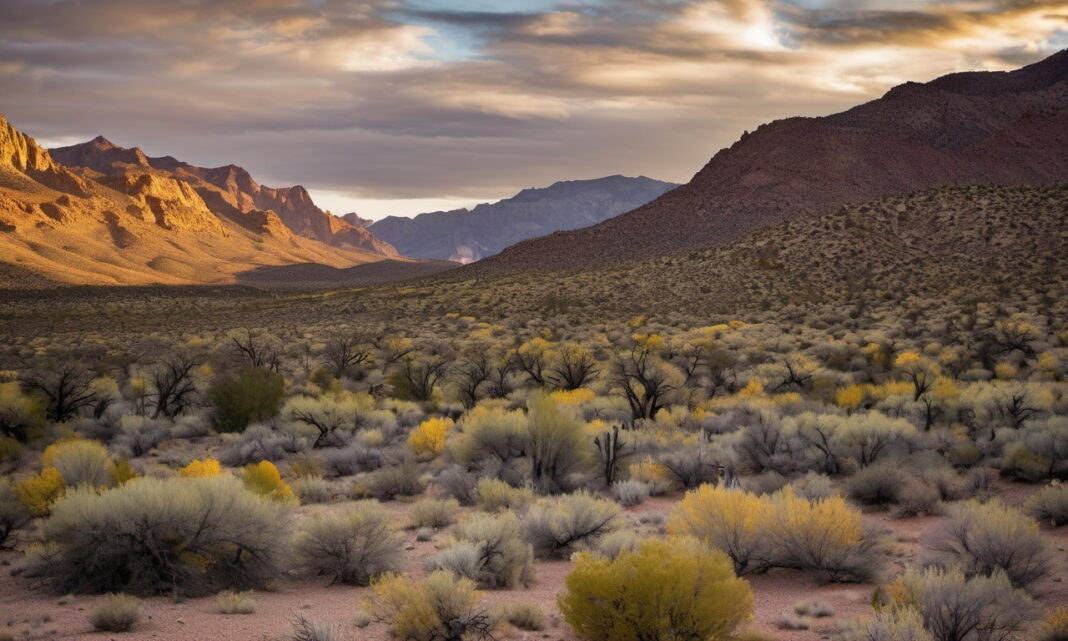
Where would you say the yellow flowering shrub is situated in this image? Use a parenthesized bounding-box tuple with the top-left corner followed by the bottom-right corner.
(365, 571, 487, 641)
(668, 484, 877, 582)
(239, 461, 296, 503)
(408, 417, 452, 458)
(551, 388, 595, 405)
(180, 458, 223, 478)
(668, 485, 772, 575)
(739, 379, 764, 397)
(835, 384, 867, 410)
(16, 467, 66, 516)
(558, 537, 752, 641)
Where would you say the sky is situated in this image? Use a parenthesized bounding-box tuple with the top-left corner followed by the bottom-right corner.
(1, 1, 1065, 220)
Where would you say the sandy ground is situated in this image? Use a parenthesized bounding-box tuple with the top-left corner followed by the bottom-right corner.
(1, 484, 1065, 641)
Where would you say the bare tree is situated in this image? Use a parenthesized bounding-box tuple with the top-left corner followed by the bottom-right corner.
(321, 335, 374, 379)
(286, 398, 356, 448)
(455, 352, 492, 408)
(486, 357, 515, 399)
(995, 388, 1039, 431)
(989, 321, 1039, 358)
(547, 344, 599, 390)
(512, 345, 548, 387)
(230, 328, 282, 372)
(23, 364, 100, 423)
(394, 355, 449, 402)
(151, 354, 199, 419)
(769, 358, 813, 393)
(612, 348, 676, 421)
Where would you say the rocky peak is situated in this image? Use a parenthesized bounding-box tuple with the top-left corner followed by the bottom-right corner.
(89, 135, 117, 149)
(342, 212, 372, 227)
(0, 114, 88, 197)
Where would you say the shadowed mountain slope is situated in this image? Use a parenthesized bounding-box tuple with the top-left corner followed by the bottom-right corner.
(236, 258, 458, 289)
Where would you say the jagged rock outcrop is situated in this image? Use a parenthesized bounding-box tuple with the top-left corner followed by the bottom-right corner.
(96, 172, 225, 235)
(50, 141, 397, 254)
(0, 115, 89, 197)
(341, 212, 372, 228)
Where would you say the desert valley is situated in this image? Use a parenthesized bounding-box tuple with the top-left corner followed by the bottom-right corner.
(0, 3, 1067, 641)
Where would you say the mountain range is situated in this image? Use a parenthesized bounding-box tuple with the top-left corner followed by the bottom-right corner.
(0, 119, 415, 287)
(1, 50, 1066, 288)
(468, 49, 1068, 274)
(48, 136, 396, 255)
(366, 175, 677, 263)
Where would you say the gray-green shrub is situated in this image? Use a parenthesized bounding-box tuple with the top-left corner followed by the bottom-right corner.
(49, 439, 113, 487)
(497, 602, 545, 631)
(40, 475, 286, 595)
(433, 511, 533, 589)
(884, 566, 1036, 641)
(290, 613, 343, 641)
(293, 502, 402, 585)
(927, 499, 1051, 588)
(89, 593, 142, 632)
(292, 476, 332, 504)
(841, 608, 934, 641)
(847, 462, 908, 506)
(435, 465, 479, 505)
(366, 460, 425, 500)
(220, 424, 310, 466)
(215, 590, 256, 614)
(0, 477, 30, 548)
(527, 393, 588, 493)
(409, 497, 460, 529)
(524, 491, 622, 559)
(593, 529, 639, 560)
(1025, 482, 1068, 526)
(611, 479, 650, 507)
(789, 472, 839, 501)
(476, 477, 534, 513)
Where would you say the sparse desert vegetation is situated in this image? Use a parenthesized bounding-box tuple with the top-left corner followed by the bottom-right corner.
(0, 185, 1065, 640)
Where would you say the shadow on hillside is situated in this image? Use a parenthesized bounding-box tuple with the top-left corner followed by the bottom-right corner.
(234, 258, 460, 289)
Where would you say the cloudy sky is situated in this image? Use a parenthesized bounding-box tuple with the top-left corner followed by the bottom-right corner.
(1, 0, 1065, 219)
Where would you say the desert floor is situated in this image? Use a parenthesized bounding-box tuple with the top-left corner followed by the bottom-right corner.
(2, 456, 1066, 641)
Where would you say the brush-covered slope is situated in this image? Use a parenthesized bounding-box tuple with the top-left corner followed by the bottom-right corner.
(0, 115, 404, 287)
(50, 137, 396, 255)
(368, 175, 677, 263)
(472, 50, 1068, 274)
(420, 184, 1067, 319)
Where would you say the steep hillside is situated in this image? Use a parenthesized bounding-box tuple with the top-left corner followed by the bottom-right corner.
(471, 50, 1068, 274)
(368, 175, 677, 262)
(0, 115, 409, 287)
(50, 137, 396, 255)
(413, 184, 1067, 321)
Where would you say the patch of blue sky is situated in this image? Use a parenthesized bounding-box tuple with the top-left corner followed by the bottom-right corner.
(1047, 29, 1068, 50)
